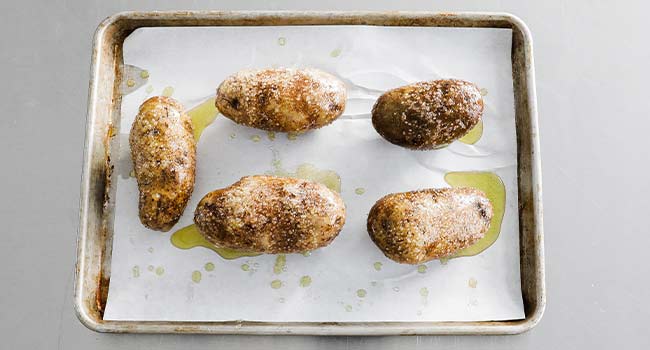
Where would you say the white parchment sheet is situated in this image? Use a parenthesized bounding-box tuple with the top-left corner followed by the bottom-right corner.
(103, 26, 524, 322)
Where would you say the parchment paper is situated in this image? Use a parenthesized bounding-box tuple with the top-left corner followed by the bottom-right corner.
(103, 26, 524, 322)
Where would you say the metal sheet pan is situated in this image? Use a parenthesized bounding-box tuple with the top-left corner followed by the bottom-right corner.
(75, 11, 545, 335)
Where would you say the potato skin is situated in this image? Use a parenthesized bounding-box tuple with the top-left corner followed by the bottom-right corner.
(371, 79, 484, 150)
(215, 68, 347, 132)
(194, 175, 346, 253)
(367, 187, 492, 264)
(129, 96, 196, 231)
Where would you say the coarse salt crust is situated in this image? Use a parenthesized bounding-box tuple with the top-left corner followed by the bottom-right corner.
(367, 187, 493, 264)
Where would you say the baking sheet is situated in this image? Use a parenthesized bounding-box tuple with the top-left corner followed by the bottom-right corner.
(103, 25, 524, 322)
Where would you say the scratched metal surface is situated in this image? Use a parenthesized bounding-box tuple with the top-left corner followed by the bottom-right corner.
(0, 0, 648, 348)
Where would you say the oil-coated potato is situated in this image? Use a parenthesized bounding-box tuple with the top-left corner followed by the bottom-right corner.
(194, 175, 346, 253)
(129, 96, 196, 231)
(371, 79, 484, 150)
(215, 68, 347, 132)
(367, 187, 492, 264)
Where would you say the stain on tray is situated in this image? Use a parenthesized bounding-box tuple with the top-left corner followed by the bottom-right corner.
(155, 266, 164, 276)
(277, 37, 287, 46)
(444, 171, 505, 257)
(468, 277, 478, 288)
(170, 224, 261, 259)
(132, 265, 140, 278)
(330, 48, 342, 57)
(354, 187, 366, 195)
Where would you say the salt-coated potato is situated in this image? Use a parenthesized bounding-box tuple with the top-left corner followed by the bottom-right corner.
(215, 68, 347, 132)
(367, 187, 492, 264)
(371, 79, 484, 150)
(194, 175, 346, 253)
(129, 96, 196, 231)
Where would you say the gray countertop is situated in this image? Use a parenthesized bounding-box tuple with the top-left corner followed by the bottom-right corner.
(1, 0, 648, 348)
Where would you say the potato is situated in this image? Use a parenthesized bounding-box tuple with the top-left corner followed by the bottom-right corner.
(371, 79, 484, 150)
(194, 175, 346, 253)
(215, 68, 347, 132)
(367, 187, 492, 264)
(129, 96, 196, 231)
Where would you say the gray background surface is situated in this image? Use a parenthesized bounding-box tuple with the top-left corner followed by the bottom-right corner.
(1, 0, 648, 349)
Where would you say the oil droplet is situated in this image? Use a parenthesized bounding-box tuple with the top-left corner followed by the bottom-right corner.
(299, 275, 312, 287)
(345, 304, 353, 312)
(419, 287, 429, 297)
(251, 135, 261, 142)
(270, 280, 282, 289)
(162, 86, 174, 97)
(287, 132, 298, 140)
(458, 120, 484, 145)
(204, 262, 215, 271)
(480, 88, 488, 96)
(356, 289, 367, 298)
(273, 254, 286, 274)
(278, 297, 286, 303)
(188, 98, 218, 141)
(444, 172, 505, 257)
(370, 281, 378, 287)
(155, 266, 164, 276)
(373, 262, 382, 271)
(468, 277, 478, 288)
(439, 258, 449, 265)
(269, 162, 341, 193)
(392, 287, 400, 292)
(147, 247, 154, 253)
(266, 131, 276, 140)
(147, 265, 154, 272)
(126, 79, 136, 87)
(355, 187, 366, 195)
(302, 251, 311, 257)
(145, 85, 154, 94)
(132, 265, 140, 278)
(170, 224, 261, 260)
(229, 133, 236, 139)
(330, 48, 342, 57)
(417, 310, 423, 316)
(241, 264, 250, 272)
(417, 265, 427, 274)
(277, 37, 287, 46)
(140, 70, 150, 79)
(129, 170, 135, 178)
(191, 270, 202, 283)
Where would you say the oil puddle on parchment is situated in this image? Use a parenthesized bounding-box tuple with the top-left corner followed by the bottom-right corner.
(458, 120, 484, 145)
(444, 171, 505, 257)
(187, 98, 218, 141)
(170, 224, 261, 260)
(268, 157, 341, 193)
